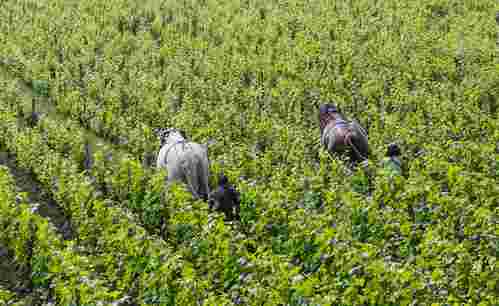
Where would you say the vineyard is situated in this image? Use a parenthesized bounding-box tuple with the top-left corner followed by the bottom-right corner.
(0, 0, 498, 305)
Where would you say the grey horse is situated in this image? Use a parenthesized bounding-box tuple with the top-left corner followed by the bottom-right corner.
(155, 128, 210, 201)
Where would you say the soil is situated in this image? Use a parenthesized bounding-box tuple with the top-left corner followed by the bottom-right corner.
(0, 151, 73, 240)
(0, 245, 23, 290)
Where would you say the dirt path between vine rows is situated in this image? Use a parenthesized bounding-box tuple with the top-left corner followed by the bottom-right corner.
(0, 244, 24, 292)
(0, 63, 131, 164)
(0, 151, 74, 240)
(0, 151, 72, 297)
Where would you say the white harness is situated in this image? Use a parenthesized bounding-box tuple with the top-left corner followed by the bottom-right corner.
(157, 134, 188, 168)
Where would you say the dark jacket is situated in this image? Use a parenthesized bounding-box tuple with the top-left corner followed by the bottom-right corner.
(209, 180, 241, 220)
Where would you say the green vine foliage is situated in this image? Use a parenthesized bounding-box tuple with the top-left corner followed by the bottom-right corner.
(0, 166, 123, 304)
(0, 89, 182, 304)
(0, 286, 34, 306)
(0, 0, 498, 304)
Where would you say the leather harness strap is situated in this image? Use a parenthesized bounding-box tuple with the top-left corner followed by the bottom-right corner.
(345, 130, 367, 161)
(328, 119, 368, 161)
(333, 122, 349, 148)
(163, 140, 186, 164)
(320, 110, 368, 162)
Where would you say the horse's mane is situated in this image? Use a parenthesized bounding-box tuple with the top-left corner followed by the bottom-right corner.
(320, 111, 347, 133)
(155, 127, 188, 146)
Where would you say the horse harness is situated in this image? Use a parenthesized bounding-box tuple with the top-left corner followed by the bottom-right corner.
(331, 119, 350, 148)
(162, 140, 187, 164)
(323, 117, 352, 149)
(322, 116, 368, 161)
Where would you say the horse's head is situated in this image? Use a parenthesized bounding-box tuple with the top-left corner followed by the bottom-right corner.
(154, 127, 186, 147)
(319, 103, 339, 115)
(319, 103, 344, 132)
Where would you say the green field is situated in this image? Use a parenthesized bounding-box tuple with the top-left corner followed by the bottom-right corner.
(0, 0, 498, 305)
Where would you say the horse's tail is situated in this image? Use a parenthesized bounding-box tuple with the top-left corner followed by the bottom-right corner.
(181, 157, 201, 200)
(345, 121, 368, 162)
(180, 144, 209, 201)
(198, 154, 210, 201)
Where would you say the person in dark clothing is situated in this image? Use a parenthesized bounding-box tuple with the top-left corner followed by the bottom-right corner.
(208, 174, 241, 221)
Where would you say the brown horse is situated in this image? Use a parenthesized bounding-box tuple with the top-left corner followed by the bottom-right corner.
(319, 104, 368, 165)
